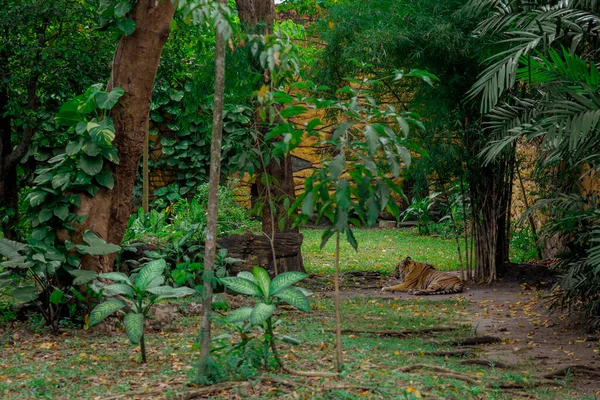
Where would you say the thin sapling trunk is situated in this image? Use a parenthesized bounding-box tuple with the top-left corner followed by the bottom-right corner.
(199, 3, 227, 363)
(334, 231, 343, 371)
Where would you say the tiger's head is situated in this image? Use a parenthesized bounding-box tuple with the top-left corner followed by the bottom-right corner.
(393, 257, 435, 281)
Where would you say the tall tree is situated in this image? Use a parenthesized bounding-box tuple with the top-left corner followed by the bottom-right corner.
(314, 0, 512, 281)
(74, 0, 175, 272)
(0, 0, 113, 239)
(235, 0, 304, 273)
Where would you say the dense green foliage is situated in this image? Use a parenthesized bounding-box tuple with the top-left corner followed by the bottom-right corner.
(467, 0, 600, 325)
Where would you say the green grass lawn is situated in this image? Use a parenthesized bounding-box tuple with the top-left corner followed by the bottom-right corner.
(0, 295, 586, 399)
(302, 228, 463, 276)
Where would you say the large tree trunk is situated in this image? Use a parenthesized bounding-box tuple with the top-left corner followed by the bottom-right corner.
(75, 0, 175, 272)
(236, 0, 304, 273)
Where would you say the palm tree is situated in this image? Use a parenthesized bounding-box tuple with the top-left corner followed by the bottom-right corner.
(465, 0, 600, 326)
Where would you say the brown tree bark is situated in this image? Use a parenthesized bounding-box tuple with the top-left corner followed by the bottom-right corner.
(236, 0, 304, 273)
(74, 0, 175, 272)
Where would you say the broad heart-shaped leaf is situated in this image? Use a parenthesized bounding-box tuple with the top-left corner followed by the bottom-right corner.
(98, 272, 132, 284)
(89, 298, 127, 326)
(236, 271, 257, 284)
(273, 287, 310, 312)
(11, 286, 38, 302)
(146, 285, 195, 298)
(49, 289, 64, 305)
(250, 302, 276, 326)
(252, 267, 271, 299)
(77, 232, 120, 255)
(103, 283, 135, 297)
(124, 312, 144, 345)
(220, 277, 262, 297)
(95, 167, 115, 189)
(69, 270, 98, 285)
(0, 238, 29, 259)
(117, 18, 136, 35)
(88, 118, 115, 147)
(135, 259, 166, 290)
(270, 271, 307, 296)
(79, 154, 104, 176)
(226, 306, 254, 323)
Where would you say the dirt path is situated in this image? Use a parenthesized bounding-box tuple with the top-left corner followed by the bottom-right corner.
(316, 279, 600, 396)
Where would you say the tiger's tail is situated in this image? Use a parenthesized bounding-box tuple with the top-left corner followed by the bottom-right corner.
(422, 284, 464, 296)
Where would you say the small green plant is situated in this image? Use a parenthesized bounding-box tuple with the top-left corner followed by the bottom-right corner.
(0, 233, 120, 334)
(510, 224, 540, 263)
(87, 259, 195, 363)
(219, 267, 310, 369)
(402, 192, 441, 235)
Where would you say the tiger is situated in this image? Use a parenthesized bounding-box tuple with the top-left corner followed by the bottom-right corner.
(381, 256, 464, 295)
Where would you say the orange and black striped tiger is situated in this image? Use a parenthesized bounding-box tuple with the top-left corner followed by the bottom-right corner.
(382, 257, 464, 295)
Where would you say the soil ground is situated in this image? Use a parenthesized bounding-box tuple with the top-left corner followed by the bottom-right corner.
(326, 276, 600, 396)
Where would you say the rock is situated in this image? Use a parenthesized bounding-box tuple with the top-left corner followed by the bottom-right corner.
(378, 220, 397, 229)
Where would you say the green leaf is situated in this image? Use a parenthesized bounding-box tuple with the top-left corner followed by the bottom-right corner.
(54, 205, 69, 221)
(336, 178, 351, 211)
(220, 277, 262, 296)
(276, 334, 302, 345)
(88, 118, 115, 147)
(38, 209, 53, 223)
(366, 197, 379, 227)
(28, 191, 47, 207)
(250, 302, 275, 326)
(270, 271, 307, 295)
(79, 155, 104, 176)
(302, 192, 314, 216)
(49, 289, 64, 305)
(365, 125, 380, 154)
(237, 271, 257, 284)
(69, 270, 98, 285)
(135, 259, 166, 290)
(279, 105, 307, 118)
(146, 285, 195, 298)
(95, 88, 125, 110)
(95, 168, 115, 189)
(77, 232, 120, 255)
(114, 2, 131, 18)
(252, 267, 271, 299)
(0, 238, 28, 259)
(273, 287, 310, 311)
(332, 122, 355, 141)
(320, 228, 336, 250)
(66, 140, 83, 156)
(89, 298, 127, 326)
(124, 312, 144, 345)
(98, 272, 131, 284)
(226, 306, 254, 323)
(102, 147, 120, 164)
(52, 173, 70, 189)
(329, 154, 345, 180)
(346, 227, 358, 251)
(117, 18, 136, 36)
(82, 140, 102, 157)
(11, 286, 38, 302)
(103, 283, 135, 297)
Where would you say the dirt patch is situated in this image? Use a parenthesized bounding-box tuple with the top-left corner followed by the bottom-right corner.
(316, 277, 600, 396)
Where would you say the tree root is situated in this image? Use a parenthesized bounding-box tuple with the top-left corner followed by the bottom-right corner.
(461, 359, 512, 369)
(441, 336, 501, 346)
(339, 326, 459, 337)
(397, 364, 481, 385)
(543, 364, 600, 379)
